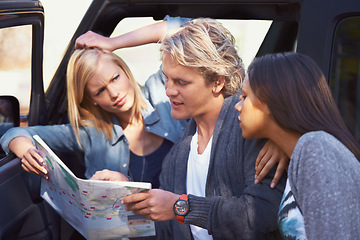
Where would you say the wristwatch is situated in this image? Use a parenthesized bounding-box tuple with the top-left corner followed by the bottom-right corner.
(173, 194, 189, 223)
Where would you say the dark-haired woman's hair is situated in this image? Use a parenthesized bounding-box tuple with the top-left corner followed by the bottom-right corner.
(247, 52, 360, 160)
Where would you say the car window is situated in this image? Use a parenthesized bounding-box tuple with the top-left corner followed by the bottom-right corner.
(330, 16, 360, 142)
(110, 17, 272, 86)
(111, 17, 160, 86)
(0, 25, 32, 127)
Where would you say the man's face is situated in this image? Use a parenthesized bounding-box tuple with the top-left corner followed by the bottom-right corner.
(162, 52, 216, 121)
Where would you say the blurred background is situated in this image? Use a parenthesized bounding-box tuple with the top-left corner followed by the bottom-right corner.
(41, 0, 93, 88)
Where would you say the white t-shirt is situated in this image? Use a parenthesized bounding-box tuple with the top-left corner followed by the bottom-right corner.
(186, 129, 214, 240)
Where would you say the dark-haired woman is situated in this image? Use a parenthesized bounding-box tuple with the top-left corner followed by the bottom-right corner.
(235, 52, 360, 240)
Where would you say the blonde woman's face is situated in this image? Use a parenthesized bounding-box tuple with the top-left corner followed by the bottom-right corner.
(85, 55, 135, 116)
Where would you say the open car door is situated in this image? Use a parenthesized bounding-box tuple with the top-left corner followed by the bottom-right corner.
(0, 1, 58, 239)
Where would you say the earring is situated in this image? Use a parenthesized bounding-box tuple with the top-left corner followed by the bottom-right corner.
(94, 102, 98, 105)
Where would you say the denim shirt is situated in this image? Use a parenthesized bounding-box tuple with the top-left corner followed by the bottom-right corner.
(1, 83, 187, 179)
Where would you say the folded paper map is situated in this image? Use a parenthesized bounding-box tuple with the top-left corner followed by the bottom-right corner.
(33, 135, 155, 240)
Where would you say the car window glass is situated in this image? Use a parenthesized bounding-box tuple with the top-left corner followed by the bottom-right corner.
(111, 17, 272, 86)
(218, 19, 272, 69)
(0, 25, 32, 127)
(330, 16, 360, 142)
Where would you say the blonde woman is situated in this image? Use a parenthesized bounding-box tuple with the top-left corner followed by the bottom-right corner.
(0, 48, 186, 187)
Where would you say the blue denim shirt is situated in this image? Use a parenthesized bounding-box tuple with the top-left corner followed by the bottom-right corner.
(1, 92, 186, 179)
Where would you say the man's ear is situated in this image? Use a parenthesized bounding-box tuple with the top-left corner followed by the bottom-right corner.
(212, 76, 225, 94)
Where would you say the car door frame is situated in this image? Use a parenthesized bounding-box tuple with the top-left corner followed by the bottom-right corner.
(0, 1, 58, 239)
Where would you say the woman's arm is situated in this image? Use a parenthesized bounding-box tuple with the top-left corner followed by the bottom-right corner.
(1, 124, 84, 178)
(75, 16, 190, 51)
(75, 21, 167, 51)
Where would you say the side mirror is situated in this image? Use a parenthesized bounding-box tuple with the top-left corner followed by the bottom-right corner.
(0, 96, 20, 136)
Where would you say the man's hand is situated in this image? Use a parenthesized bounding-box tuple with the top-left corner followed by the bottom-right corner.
(90, 169, 129, 181)
(122, 189, 180, 221)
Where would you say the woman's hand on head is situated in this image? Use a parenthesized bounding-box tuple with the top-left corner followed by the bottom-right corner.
(75, 31, 115, 51)
(21, 147, 49, 179)
(255, 139, 289, 188)
(90, 169, 129, 182)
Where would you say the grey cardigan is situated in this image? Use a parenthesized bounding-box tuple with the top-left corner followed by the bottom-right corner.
(288, 131, 360, 240)
(156, 94, 286, 240)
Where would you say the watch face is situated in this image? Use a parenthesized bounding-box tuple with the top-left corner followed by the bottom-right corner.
(174, 199, 189, 216)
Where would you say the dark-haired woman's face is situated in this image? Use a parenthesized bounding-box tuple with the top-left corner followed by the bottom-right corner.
(235, 74, 269, 139)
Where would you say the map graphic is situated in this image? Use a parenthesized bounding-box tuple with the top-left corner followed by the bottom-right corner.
(33, 135, 155, 240)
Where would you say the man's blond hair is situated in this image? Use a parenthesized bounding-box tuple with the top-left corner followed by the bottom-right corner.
(160, 18, 245, 97)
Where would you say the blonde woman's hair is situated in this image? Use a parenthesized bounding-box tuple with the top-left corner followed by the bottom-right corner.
(66, 48, 145, 147)
(160, 18, 245, 97)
